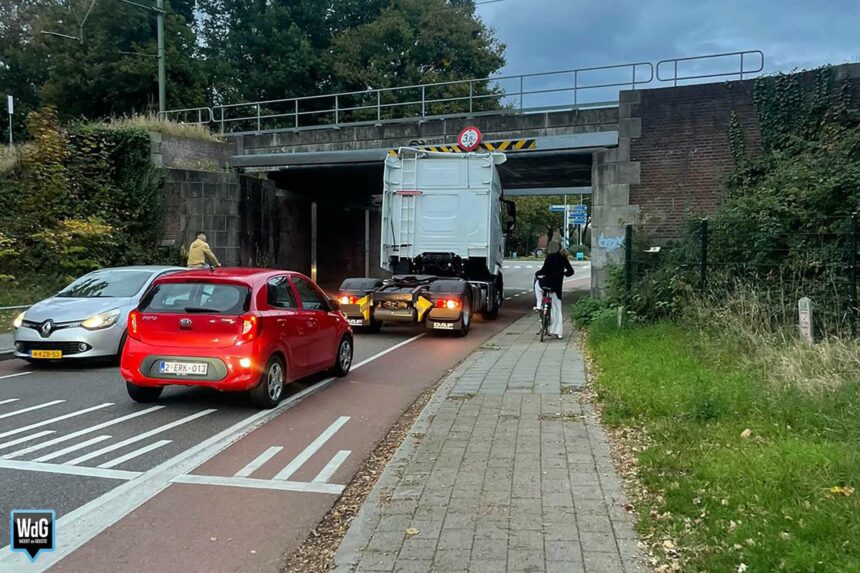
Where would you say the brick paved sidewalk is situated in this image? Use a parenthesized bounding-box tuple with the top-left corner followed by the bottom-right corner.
(332, 312, 644, 573)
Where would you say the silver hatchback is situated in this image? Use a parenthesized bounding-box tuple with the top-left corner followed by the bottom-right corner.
(12, 266, 184, 362)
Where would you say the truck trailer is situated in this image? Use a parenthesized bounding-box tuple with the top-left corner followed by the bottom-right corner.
(337, 147, 516, 337)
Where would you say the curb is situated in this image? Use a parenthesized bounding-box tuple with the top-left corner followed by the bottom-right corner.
(0, 351, 17, 363)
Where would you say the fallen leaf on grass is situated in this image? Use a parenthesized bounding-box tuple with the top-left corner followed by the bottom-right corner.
(737, 564, 748, 572)
(828, 486, 854, 497)
(740, 429, 752, 439)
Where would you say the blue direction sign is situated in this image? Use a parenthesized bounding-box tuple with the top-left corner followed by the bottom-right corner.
(570, 216, 587, 225)
(549, 205, 566, 213)
(571, 204, 587, 214)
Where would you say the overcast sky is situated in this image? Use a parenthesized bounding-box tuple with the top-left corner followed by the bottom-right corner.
(476, 0, 860, 81)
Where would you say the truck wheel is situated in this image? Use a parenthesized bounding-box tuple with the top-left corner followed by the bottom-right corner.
(482, 276, 503, 320)
(361, 318, 383, 333)
(455, 296, 472, 337)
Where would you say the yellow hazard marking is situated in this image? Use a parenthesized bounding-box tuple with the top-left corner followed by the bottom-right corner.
(415, 296, 434, 322)
(358, 295, 371, 320)
(390, 139, 535, 156)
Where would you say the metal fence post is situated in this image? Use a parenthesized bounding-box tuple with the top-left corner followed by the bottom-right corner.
(469, 82, 473, 114)
(851, 212, 858, 338)
(255, 104, 261, 132)
(700, 218, 709, 292)
(625, 225, 634, 298)
(421, 86, 426, 117)
(519, 76, 524, 110)
(294, 100, 299, 128)
(335, 95, 339, 125)
(377, 91, 381, 122)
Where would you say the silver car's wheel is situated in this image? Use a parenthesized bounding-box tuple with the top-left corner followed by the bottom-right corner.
(332, 336, 353, 377)
(251, 357, 286, 409)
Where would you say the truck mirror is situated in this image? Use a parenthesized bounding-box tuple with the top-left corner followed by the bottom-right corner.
(505, 220, 516, 234)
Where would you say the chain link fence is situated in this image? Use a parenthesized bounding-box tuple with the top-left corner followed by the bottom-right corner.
(622, 213, 859, 338)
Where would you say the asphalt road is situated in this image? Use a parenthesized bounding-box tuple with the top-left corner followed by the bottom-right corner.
(0, 262, 590, 572)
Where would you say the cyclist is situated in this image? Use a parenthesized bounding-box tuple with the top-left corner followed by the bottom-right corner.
(533, 240, 574, 339)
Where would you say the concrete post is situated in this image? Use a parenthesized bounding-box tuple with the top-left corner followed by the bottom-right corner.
(311, 202, 318, 282)
(364, 209, 371, 278)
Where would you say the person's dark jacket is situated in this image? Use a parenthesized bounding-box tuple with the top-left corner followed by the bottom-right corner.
(535, 252, 574, 298)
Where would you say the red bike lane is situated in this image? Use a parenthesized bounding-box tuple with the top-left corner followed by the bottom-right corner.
(49, 298, 532, 572)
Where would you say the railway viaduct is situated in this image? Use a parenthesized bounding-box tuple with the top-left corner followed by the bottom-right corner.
(152, 53, 860, 292)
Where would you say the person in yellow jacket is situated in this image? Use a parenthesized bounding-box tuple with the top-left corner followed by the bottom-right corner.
(186, 232, 221, 268)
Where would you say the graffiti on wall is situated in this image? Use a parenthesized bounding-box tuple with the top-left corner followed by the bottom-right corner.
(597, 233, 625, 250)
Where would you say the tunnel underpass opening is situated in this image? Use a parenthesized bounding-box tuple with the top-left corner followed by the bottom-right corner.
(254, 149, 595, 289)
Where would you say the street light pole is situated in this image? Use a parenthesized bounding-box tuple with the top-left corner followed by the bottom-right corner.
(156, 0, 165, 113)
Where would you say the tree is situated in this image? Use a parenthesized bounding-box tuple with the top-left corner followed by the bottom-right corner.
(1, 0, 206, 130)
(511, 195, 564, 253)
(198, 0, 330, 105)
(326, 0, 504, 117)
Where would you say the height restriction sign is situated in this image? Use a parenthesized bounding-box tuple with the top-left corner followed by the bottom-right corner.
(457, 126, 482, 152)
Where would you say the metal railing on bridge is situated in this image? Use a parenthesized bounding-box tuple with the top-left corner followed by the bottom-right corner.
(160, 50, 764, 135)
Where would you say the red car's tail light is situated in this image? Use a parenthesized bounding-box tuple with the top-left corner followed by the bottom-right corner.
(128, 310, 141, 340)
(237, 314, 261, 344)
(436, 298, 461, 309)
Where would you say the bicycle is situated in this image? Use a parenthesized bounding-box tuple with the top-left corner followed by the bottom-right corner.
(536, 280, 553, 343)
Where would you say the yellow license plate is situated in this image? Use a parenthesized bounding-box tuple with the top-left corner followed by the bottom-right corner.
(31, 350, 62, 359)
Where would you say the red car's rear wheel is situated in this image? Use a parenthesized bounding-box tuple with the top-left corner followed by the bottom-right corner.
(250, 356, 286, 409)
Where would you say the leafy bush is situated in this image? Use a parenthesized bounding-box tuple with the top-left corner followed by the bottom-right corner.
(0, 108, 166, 287)
(613, 67, 860, 336)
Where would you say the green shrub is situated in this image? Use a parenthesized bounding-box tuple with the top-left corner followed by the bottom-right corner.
(0, 108, 166, 285)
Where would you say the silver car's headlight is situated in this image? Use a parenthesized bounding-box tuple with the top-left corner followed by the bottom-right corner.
(81, 308, 121, 331)
(12, 312, 25, 329)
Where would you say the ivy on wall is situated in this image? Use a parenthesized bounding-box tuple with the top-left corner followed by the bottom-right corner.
(0, 108, 166, 285)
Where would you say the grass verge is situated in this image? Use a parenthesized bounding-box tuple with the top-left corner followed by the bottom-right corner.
(586, 319, 860, 572)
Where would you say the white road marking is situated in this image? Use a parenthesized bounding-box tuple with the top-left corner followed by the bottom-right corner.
(0, 399, 65, 420)
(313, 449, 351, 483)
(0, 403, 114, 440)
(233, 446, 284, 478)
(64, 409, 216, 466)
(504, 297, 512, 301)
(274, 416, 351, 480)
(99, 440, 172, 469)
(0, 399, 19, 406)
(514, 265, 522, 269)
(0, 333, 428, 571)
(172, 473, 343, 495)
(0, 430, 56, 452)
(33, 435, 113, 463)
(0, 372, 31, 381)
(352, 334, 425, 370)
(2, 405, 164, 460)
(0, 459, 139, 480)
(502, 265, 510, 269)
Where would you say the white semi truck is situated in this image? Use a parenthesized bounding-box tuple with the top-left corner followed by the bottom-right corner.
(337, 147, 516, 337)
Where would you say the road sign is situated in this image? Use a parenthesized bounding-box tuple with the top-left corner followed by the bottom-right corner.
(549, 205, 566, 213)
(571, 204, 587, 213)
(6, 95, 12, 115)
(457, 126, 482, 152)
(570, 216, 587, 225)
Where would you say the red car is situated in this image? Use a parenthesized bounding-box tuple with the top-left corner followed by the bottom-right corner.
(120, 269, 353, 408)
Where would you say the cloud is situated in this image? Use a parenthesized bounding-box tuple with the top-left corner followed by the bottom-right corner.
(478, 0, 860, 77)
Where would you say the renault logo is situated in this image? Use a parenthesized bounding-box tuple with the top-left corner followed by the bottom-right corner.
(39, 320, 55, 338)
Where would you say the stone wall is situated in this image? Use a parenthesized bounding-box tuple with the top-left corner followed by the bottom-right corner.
(237, 108, 619, 155)
(151, 133, 236, 170)
(162, 170, 243, 265)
